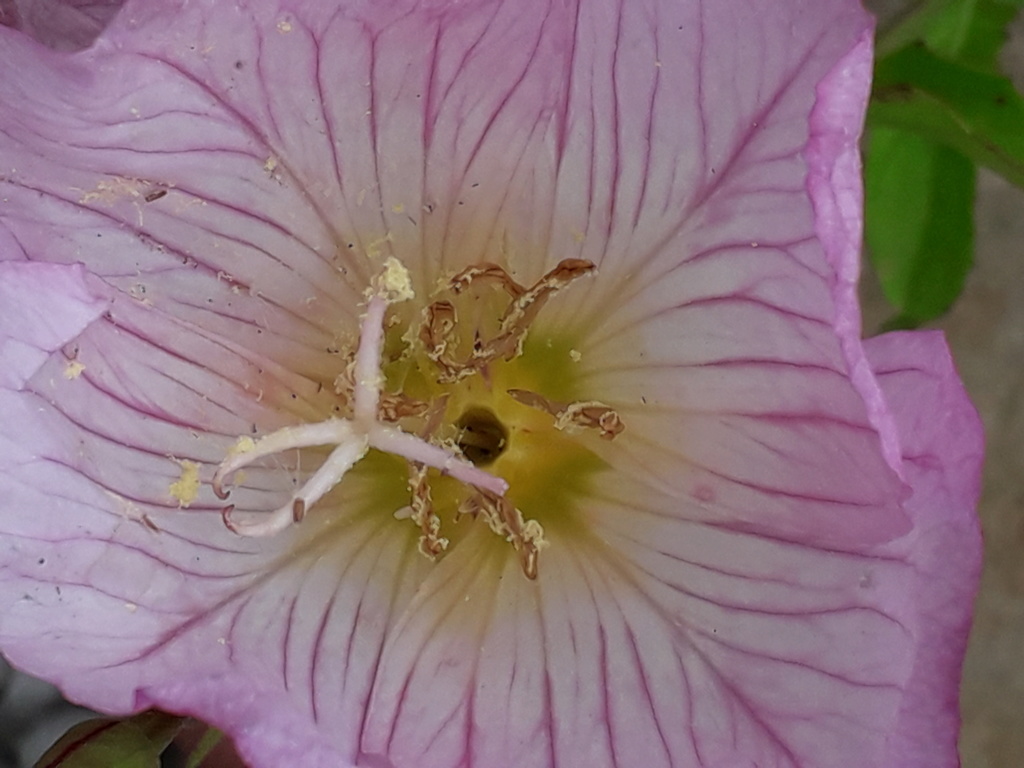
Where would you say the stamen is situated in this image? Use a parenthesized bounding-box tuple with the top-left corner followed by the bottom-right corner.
(332, 352, 431, 423)
(408, 464, 447, 559)
(484, 258, 594, 363)
(377, 391, 430, 422)
(450, 262, 526, 299)
(421, 259, 595, 383)
(419, 300, 465, 381)
(459, 489, 546, 580)
(507, 388, 625, 439)
(212, 258, 508, 538)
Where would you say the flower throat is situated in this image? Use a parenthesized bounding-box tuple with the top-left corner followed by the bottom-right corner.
(212, 257, 623, 580)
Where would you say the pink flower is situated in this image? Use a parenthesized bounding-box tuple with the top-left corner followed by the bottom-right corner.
(0, 2, 982, 767)
(0, 0, 123, 51)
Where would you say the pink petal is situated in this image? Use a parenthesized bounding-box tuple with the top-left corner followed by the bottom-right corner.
(0, 0, 123, 51)
(866, 331, 983, 768)
(575, 12, 909, 550)
(0, 2, 982, 768)
(0, 261, 107, 389)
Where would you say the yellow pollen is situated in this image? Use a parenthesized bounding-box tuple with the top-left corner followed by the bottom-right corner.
(376, 256, 414, 303)
(169, 460, 201, 507)
(63, 360, 86, 380)
(229, 436, 257, 456)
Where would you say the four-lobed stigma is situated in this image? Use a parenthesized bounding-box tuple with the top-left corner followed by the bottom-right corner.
(211, 256, 623, 579)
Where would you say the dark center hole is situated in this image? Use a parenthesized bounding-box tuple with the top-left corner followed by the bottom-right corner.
(456, 407, 509, 466)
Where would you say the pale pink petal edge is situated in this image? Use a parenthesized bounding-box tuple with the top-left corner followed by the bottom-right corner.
(137, 674, 352, 768)
(805, 23, 905, 476)
(867, 331, 983, 768)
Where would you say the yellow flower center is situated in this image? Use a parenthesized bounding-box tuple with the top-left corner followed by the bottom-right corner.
(213, 258, 622, 580)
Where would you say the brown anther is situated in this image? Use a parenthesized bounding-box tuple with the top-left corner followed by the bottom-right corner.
(506, 388, 560, 416)
(450, 262, 526, 299)
(333, 351, 432, 424)
(508, 389, 625, 440)
(141, 514, 160, 533)
(522, 548, 539, 581)
(378, 392, 430, 422)
(556, 402, 625, 440)
(461, 489, 545, 580)
(292, 498, 306, 523)
(463, 259, 595, 372)
(407, 465, 448, 560)
(599, 410, 623, 438)
(420, 393, 450, 439)
(419, 300, 472, 381)
(484, 259, 595, 362)
(428, 259, 595, 383)
(332, 350, 358, 396)
(419, 300, 457, 359)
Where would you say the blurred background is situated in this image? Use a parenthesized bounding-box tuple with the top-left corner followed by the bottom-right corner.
(0, 0, 1021, 766)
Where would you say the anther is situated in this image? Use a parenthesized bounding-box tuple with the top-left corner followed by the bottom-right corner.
(450, 262, 526, 299)
(508, 388, 624, 440)
(211, 258, 508, 538)
(421, 259, 595, 383)
(459, 489, 546, 580)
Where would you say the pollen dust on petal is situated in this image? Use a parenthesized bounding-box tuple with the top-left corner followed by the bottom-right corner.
(77, 176, 149, 205)
(62, 360, 86, 380)
(376, 256, 415, 302)
(229, 436, 257, 456)
(168, 459, 201, 507)
(364, 233, 394, 259)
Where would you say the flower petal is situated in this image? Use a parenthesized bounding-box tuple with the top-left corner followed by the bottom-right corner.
(0, 2, 979, 768)
(363, 482, 924, 768)
(866, 331, 983, 768)
(0, 0, 123, 51)
(571, 8, 909, 549)
(0, 261, 107, 389)
(0, 5, 362, 383)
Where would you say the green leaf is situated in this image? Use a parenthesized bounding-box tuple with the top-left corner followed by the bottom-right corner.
(869, 44, 1024, 189)
(923, 0, 1019, 68)
(876, 0, 1022, 59)
(184, 727, 224, 768)
(864, 126, 975, 327)
(34, 711, 184, 768)
(875, 0, 961, 58)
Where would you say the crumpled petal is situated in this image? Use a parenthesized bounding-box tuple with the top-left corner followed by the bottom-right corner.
(866, 331, 983, 768)
(0, 2, 983, 768)
(0, 0, 124, 51)
(0, 261, 108, 389)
